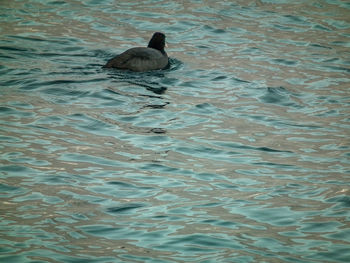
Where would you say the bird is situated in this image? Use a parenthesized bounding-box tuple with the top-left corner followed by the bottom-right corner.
(103, 32, 169, 72)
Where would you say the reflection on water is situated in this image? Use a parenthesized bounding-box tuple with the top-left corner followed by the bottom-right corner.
(1, 0, 349, 262)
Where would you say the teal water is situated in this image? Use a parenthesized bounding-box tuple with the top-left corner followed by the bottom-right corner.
(1, 0, 349, 262)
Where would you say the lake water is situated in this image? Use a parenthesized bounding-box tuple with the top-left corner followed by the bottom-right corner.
(1, 0, 349, 262)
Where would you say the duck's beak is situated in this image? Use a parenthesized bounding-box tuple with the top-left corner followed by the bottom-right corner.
(165, 42, 168, 48)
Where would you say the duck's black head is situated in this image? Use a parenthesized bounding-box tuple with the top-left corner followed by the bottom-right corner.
(148, 32, 166, 53)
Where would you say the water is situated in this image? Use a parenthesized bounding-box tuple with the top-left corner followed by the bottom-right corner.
(1, 0, 349, 262)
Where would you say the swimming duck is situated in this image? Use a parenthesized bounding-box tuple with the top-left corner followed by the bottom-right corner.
(103, 32, 169, 72)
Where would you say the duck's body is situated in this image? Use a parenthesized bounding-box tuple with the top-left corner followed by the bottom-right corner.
(104, 47, 168, 72)
(103, 32, 169, 72)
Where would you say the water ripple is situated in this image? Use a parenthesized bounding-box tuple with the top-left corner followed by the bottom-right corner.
(1, 0, 349, 262)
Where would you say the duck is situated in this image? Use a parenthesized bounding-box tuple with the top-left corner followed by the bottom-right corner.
(103, 32, 169, 72)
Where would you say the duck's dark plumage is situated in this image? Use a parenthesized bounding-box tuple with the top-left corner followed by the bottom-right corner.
(103, 32, 169, 72)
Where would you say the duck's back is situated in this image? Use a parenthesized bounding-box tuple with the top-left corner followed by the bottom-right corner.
(103, 47, 168, 72)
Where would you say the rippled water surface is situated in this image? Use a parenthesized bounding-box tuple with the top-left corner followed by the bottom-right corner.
(1, 0, 350, 262)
